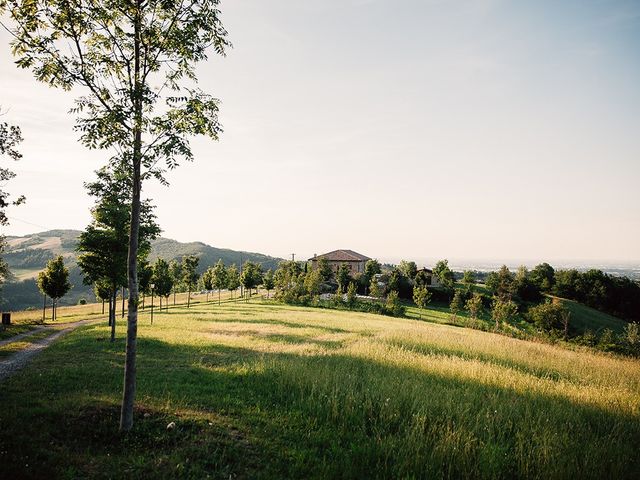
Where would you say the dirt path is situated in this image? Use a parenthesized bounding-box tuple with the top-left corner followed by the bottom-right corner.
(0, 319, 98, 382)
(0, 325, 50, 348)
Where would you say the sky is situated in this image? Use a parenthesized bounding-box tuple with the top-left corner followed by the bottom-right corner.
(1, 0, 639, 265)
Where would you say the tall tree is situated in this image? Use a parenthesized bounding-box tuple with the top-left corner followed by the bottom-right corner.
(151, 258, 173, 311)
(211, 259, 228, 305)
(317, 257, 333, 282)
(0, 115, 26, 291)
(37, 256, 71, 321)
(181, 255, 199, 308)
(433, 259, 455, 293)
(169, 260, 182, 306)
(336, 263, 351, 293)
(201, 266, 214, 303)
(398, 260, 418, 280)
(3, 0, 230, 431)
(412, 285, 431, 319)
(263, 269, 275, 298)
(226, 264, 240, 300)
(77, 166, 159, 341)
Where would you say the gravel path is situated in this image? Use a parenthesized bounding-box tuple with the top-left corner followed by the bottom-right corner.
(0, 325, 50, 348)
(0, 319, 98, 382)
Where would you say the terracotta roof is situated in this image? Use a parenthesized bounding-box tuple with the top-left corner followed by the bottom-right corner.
(309, 250, 371, 262)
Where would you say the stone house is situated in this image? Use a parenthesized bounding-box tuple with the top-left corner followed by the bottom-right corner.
(309, 250, 371, 275)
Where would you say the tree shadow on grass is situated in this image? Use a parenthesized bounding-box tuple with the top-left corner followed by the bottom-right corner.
(0, 331, 639, 480)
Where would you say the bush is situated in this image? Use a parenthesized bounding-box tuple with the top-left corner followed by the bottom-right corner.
(623, 322, 640, 357)
(78, 298, 87, 305)
(385, 291, 404, 317)
(527, 301, 569, 334)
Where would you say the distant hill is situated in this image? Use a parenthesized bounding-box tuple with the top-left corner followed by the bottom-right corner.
(1, 229, 283, 310)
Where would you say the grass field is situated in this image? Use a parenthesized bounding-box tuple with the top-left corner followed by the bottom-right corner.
(0, 299, 638, 479)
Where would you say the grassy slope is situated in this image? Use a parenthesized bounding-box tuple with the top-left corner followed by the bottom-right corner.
(559, 298, 628, 334)
(1, 300, 638, 479)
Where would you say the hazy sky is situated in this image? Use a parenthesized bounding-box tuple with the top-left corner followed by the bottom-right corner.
(1, 0, 639, 264)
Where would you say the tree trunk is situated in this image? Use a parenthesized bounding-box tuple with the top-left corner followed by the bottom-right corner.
(42, 293, 46, 323)
(187, 285, 191, 308)
(110, 290, 116, 342)
(122, 286, 125, 318)
(173, 289, 176, 306)
(120, 4, 143, 432)
(218, 288, 221, 306)
(102, 299, 105, 315)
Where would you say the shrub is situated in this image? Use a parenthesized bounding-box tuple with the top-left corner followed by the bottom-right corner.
(385, 291, 404, 317)
(78, 298, 87, 305)
(623, 322, 640, 357)
(527, 301, 569, 333)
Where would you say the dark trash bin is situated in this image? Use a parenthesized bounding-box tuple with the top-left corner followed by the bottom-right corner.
(2, 312, 10, 325)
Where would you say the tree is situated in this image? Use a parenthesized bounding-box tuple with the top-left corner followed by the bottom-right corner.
(181, 255, 199, 308)
(303, 269, 322, 297)
(0, 116, 26, 291)
(336, 263, 351, 293)
(94, 280, 111, 316)
(4, 0, 230, 431)
(527, 300, 571, 336)
(531, 263, 555, 292)
(241, 261, 261, 300)
(77, 166, 159, 341)
(450, 289, 464, 318)
(486, 265, 515, 300)
(462, 270, 476, 291)
(151, 258, 173, 310)
(317, 257, 333, 282)
(465, 292, 483, 320)
(433, 259, 455, 293)
(513, 266, 541, 302)
(398, 260, 418, 280)
(385, 290, 403, 317)
(263, 269, 275, 298)
(169, 260, 182, 306)
(412, 285, 431, 319)
(37, 256, 71, 321)
(369, 277, 382, 300)
(491, 298, 518, 329)
(201, 266, 214, 302)
(211, 259, 228, 305)
(363, 259, 382, 295)
(346, 281, 358, 306)
(226, 264, 240, 300)
(138, 259, 153, 309)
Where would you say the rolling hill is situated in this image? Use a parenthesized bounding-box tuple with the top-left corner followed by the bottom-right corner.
(1, 229, 283, 310)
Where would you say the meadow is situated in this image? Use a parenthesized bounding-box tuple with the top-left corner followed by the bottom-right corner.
(0, 298, 638, 479)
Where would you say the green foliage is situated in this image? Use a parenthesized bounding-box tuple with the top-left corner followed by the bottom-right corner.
(398, 260, 417, 280)
(317, 257, 333, 282)
(486, 265, 515, 300)
(433, 259, 454, 291)
(211, 260, 228, 291)
(262, 270, 275, 295)
(450, 289, 465, 317)
(530, 263, 555, 291)
(304, 269, 323, 297)
(491, 299, 519, 328)
(201, 267, 214, 291)
(412, 285, 431, 315)
(369, 277, 382, 299)
(622, 322, 640, 357)
(181, 256, 200, 291)
(465, 292, 483, 320)
(462, 270, 476, 290)
(241, 262, 263, 292)
(226, 264, 241, 294)
(385, 290, 404, 317)
(337, 263, 351, 293)
(138, 260, 153, 297)
(513, 266, 542, 302)
(151, 258, 173, 299)
(346, 282, 358, 306)
(76, 166, 160, 294)
(527, 301, 570, 334)
(364, 259, 382, 278)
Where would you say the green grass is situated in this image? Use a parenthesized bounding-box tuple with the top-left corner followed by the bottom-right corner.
(0, 300, 638, 479)
(559, 298, 628, 334)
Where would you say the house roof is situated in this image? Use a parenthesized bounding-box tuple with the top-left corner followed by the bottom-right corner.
(309, 249, 371, 262)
